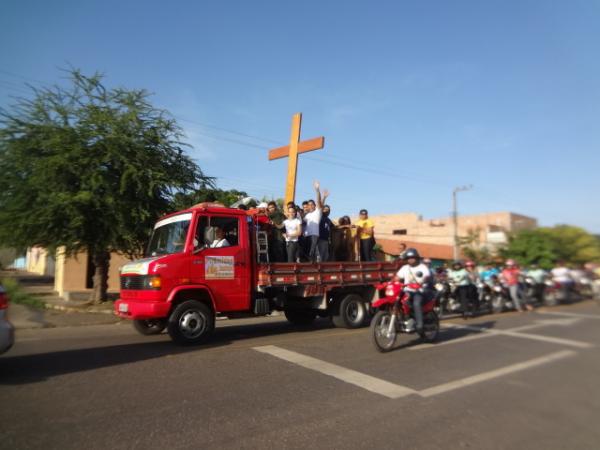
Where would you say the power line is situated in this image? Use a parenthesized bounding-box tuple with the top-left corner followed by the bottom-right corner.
(0, 69, 46, 85)
(175, 115, 281, 146)
(0, 80, 32, 96)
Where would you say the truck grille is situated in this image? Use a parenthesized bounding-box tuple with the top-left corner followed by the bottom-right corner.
(120, 275, 148, 290)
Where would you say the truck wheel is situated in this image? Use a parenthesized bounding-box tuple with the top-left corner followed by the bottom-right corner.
(332, 294, 367, 328)
(284, 309, 317, 326)
(133, 319, 167, 335)
(167, 300, 215, 345)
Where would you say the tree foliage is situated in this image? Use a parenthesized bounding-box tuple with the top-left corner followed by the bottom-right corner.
(0, 69, 213, 300)
(501, 225, 600, 269)
(171, 188, 248, 211)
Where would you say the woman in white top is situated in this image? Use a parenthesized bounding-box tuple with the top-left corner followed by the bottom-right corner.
(282, 205, 302, 262)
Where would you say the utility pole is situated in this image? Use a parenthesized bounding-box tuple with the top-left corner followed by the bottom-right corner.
(452, 185, 473, 261)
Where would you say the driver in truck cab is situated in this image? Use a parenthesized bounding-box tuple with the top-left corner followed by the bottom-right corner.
(210, 227, 231, 248)
(395, 248, 433, 334)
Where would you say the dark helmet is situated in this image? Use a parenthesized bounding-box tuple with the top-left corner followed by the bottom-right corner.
(452, 260, 463, 269)
(404, 248, 420, 259)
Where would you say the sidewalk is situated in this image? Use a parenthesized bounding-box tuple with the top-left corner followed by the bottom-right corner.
(1, 269, 121, 329)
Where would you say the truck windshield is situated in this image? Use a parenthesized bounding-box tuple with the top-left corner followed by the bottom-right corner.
(146, 213, 191, 257)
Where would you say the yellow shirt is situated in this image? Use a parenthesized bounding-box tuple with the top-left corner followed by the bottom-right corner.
(356, 218, 374, 240)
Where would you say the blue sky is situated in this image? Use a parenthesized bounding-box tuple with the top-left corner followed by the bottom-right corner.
(1, 0, 599, 232)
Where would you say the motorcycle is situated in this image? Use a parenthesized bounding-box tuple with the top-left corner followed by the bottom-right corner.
(477, 279, 493, 312)
(522, 276, 547, 307)
(370, 282, 440, 352)
(435, 280, 462, 316)
(488, 276, 512, 313)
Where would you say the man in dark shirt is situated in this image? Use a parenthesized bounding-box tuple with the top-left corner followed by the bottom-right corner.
(318, 204, 333, 262)
(267, 201, 286, 262)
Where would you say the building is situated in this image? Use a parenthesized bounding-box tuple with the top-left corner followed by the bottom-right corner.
(366, 211, 537, 261)
(375, 238, 453, 265)
(54, 248, 131, 298)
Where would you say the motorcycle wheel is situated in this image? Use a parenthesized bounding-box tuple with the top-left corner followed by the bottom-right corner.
(419, 311, 439, 343)
(544, 290, 558, 307)
(370, 310, 397, 353)
(491, 294, 505, 314)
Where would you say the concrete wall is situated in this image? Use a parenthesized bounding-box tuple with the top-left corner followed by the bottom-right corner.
(54, 247, 132, 297)
(26, 246, 55, 276)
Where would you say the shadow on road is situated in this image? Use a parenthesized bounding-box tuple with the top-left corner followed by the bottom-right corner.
(0, 318, 336, 384)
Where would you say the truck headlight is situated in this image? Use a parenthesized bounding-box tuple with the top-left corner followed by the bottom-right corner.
(148, 276, 162, 289)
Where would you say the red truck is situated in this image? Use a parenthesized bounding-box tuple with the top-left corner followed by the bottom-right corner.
(115, 202, 400, 344)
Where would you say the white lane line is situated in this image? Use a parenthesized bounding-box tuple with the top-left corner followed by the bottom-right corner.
(535, 311, 600, 320)
(419, 350, 577, 397)
(253, 345, 417, 399)
(499, 331, 593, 349)
(410, 319, 582, 350)
(254, 346, 578, 399)
(443, 321, 593, 349)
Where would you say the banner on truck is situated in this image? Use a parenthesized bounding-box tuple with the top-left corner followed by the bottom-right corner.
(205, 256, 234, 279)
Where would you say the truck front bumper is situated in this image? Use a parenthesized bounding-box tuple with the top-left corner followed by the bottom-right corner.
(114, 299, 170, 320)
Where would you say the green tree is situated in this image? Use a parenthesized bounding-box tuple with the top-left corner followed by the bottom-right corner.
(458, 227, 496, 265)
(501, 225, 600, 269)
(0, 70, 213, 301)
(171, 188, 249, 210)
(500, 229, 557, 269)
(544, 225, 600, 264)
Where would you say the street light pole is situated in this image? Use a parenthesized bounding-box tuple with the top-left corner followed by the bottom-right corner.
(452, 185, 473, 261)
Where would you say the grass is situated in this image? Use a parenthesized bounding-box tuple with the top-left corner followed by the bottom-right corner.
(1, 277, 47, 309)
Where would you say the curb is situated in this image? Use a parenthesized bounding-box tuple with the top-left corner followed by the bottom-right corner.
(43, 302, 115, 316)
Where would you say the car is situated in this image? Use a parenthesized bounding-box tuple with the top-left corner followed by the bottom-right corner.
(0, 283, 15, 354)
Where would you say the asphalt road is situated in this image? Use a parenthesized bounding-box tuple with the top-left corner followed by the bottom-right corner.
(1, 301, 600, 450)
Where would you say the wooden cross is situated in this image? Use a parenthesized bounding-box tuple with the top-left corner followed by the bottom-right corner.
(268, 112, 325, 205)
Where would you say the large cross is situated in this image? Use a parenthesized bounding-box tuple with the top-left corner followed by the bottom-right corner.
(268, 112, 325, 205)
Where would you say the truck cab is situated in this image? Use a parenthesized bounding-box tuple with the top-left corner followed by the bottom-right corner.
(116, 203, 256, 344)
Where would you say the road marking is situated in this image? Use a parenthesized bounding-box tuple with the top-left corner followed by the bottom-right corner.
(253, 346, 577, 399)
(418, 350, 577, 397)
(498, 331, 593, 349)
(253, 345, 417, 399)
(410, 318, 584, 350)
(535, 311, 600, 320)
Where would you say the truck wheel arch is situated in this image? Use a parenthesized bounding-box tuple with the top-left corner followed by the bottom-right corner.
(168, 285, 216, 315)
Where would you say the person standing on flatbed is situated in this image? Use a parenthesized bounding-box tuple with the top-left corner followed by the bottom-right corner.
(356, 209, 375, 261)
(303, 181, 329, 263)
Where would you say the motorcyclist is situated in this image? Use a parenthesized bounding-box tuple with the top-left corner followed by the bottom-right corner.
(551, 260, 574, 301)
(501, 259, 532, 312)
(526, 263, 547, 304)
(396, 248, 432, 334)
(480, 264, 500, 282)
(465, 260, 481, 312)
(449, 261, 475, 318)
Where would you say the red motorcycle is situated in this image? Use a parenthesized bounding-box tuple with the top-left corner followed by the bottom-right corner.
(370, 281, 440, 352)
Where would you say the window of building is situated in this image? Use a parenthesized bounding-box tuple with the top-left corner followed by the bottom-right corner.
(392, 229, 407, 235)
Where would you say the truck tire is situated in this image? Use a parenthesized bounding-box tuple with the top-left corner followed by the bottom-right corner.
(167, 300, 215, 345)
(284, 309, 317, 326)
(332, 294, 367, 328)
(133, 319, 167, 335)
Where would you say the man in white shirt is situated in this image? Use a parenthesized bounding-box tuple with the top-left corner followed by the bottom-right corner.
(552, 261, 574, 300)
(210, 227, 230, 248)
(396, 248, 432, 333)
(303, 180, 329, 262)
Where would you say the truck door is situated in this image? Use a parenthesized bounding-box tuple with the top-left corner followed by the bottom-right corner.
(190, 214, 251, 312)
